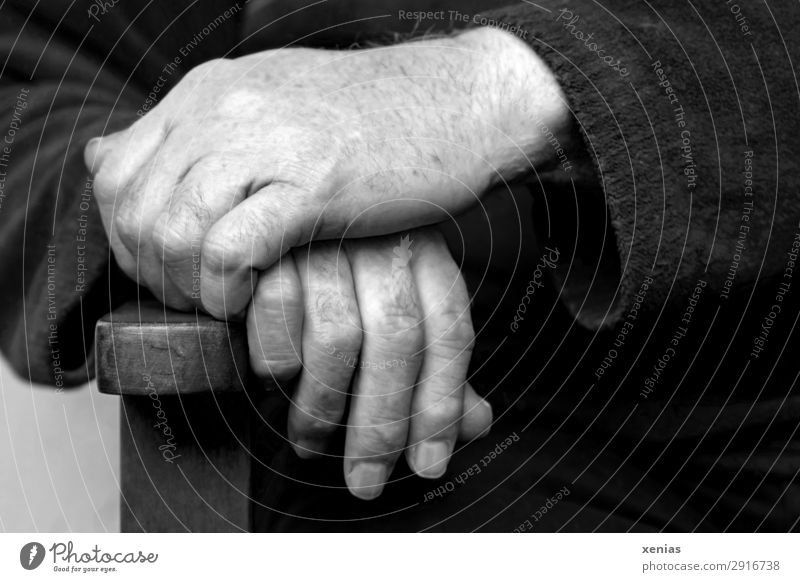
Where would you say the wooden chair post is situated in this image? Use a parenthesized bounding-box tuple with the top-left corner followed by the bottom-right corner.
(95, 300, 254, 532)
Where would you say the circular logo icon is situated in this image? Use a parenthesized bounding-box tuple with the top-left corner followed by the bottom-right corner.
(20, 542, 45, 570)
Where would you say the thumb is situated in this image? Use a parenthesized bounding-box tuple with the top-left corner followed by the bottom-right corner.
(83, 118, 165, 185)
(83, 135, 107, 173)
(83, 130, 131, 174)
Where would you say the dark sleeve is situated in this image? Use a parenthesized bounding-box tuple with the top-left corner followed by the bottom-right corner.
(0, 0, 241, 386)
(477, 1, 800, 329)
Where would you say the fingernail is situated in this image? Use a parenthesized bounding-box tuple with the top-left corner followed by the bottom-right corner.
(413, 440, 450, 479)
(346, 462, 387, 500)
(83, 137, 103, 171)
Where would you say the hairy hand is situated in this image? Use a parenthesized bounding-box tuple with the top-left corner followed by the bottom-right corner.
(84, 27, 568, 319)
(250, 228, 491, 500)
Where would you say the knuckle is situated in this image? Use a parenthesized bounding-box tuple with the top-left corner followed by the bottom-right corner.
(216, 212, 276, 268)
(370, 314, 424, 351)
(171, 181, 214, 227)
(309, 292, 363, 352)
(182, 202, 212, 233)
(310, 287, 360, 323)
(369, 288, 423, 337)
(201, 234, 243, 276)
(112, 203, 140, 247)
(362, 393, 414, 426)
(254, 269, 303, 309)
(202, 212, 270, 276)
(418, 398, 461, 431)
(431, 311, 475, 353)
(152, 220, 196, 264)
(309, 325, 362, 362)
(293, 400, 343, 436)
(367, 272, 423, 339)
(356, 423, 408, 457)
(376, 296, 420, 323)
(199, 236, 227, 274)
(427, 276, 475, 351)
(329, 325, 363, 355)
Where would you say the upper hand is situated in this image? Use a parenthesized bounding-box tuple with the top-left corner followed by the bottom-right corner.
(84, 27, 568, 319)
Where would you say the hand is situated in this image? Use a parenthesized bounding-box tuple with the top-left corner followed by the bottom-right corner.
(85, 27, 568, 318)
(248, 228, 491, 499)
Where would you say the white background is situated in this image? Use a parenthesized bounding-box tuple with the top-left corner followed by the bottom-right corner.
(0, 355, 119, 532)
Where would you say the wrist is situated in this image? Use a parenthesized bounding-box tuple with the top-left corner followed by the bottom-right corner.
(453, 26, 573, 183)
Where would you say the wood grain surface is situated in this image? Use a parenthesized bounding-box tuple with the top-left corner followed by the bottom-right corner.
(95, 300, 248, 396)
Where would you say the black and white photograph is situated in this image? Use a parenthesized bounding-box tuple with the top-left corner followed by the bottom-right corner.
(0, 0, 798, 578)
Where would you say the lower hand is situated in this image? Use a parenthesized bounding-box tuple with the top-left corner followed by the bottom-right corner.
(248, 227, 491, 499)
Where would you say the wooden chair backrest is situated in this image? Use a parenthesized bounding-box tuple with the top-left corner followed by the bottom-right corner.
(95, 300, 256, 532)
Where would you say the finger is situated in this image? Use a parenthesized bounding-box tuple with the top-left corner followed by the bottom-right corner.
(85, 123, 165, 288)
(152, 156, 251, 306)
(247, 253, 304, 386)
(342, 235, 424, 500)
(84, 122, 160, 179)
(288, 242, 362, 459)
(114, 156, 193, 309)
(100, 122, 195, 308)
(458, 383, 492, 441)
(404, 230, 475, 479)
(84, 133, 120, 176)
(200, 184, 316, 319)
(198, 184, 461, 319)
(85, 116, 167, 229)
